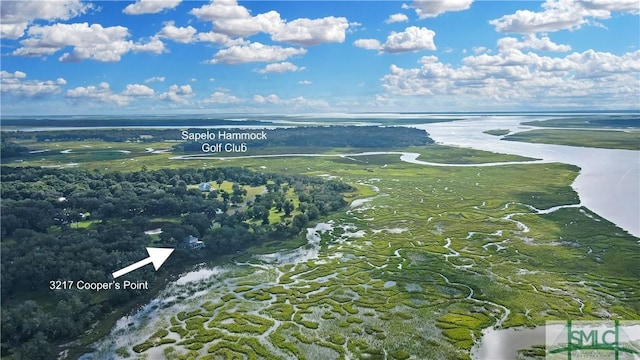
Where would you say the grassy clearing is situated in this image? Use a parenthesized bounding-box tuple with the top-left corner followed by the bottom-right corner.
(503, 129, 640, 150)
(268, 185, 301, 223)
(13, 139, 173, 152)
(187, 180, 265, 199)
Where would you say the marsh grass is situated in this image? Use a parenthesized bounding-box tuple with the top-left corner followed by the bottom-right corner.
(46, 144, 636, 359)
(503, 129, 640, 150)
(483, 129, 510, 136)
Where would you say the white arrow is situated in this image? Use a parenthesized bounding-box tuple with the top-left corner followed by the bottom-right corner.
(112, 247, 174, 279)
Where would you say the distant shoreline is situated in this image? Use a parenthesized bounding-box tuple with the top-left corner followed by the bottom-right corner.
(2, 111, 637, 131)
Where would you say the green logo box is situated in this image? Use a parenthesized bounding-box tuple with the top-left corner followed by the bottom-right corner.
(546, 320, 640, 360)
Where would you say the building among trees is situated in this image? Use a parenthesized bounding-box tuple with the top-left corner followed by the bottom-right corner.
(185, 235, 205, 250)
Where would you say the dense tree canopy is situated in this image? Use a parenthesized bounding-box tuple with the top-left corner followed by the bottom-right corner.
(2, 126, 432, 153)
(0, 140, 29, 159)
(1, 166, 352, 358)
(176, 126, 433, 151)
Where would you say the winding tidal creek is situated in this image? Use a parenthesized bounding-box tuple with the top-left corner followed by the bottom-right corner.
(415, 116, 639, 238)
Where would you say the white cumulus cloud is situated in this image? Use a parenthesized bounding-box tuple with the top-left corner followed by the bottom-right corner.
(0, 0, 90, 39)
(123, 0, 182, 15)
(66, 82, 157, 106)
(382, 26, 436, 53)
(66, 82, 131, 106)
(403, 0, 473, 18)
(159, 84, 194, 104)
(253, 94, 280, 104)
(217, 10, 284, 38)
(472, 46, 488, 54)
(157, 21, 197, 43)
(489, 0, 639, 33)
(356, 26, 436, 54)
(191, 0, 350, 46)
(498, 34, 571, 53)
(12, 22, 165, 62)
(1, 70, 66, 98)
(271, 16, 350, 46)
(190, 0, 283, 37)
(204, 91, 243, 104)
(354, 39, 382, 50)
(385, 13, 409, 24)
(380, 35, 640, 109)
(145, 76, 166, 83)
(122, 84, 155, 97)
(1, 70, 26, 79)
(210, 42, 307, 65)
(195, 31, 241, 46)
(255, 62, 305, 74)
(131, 37, 165, 54)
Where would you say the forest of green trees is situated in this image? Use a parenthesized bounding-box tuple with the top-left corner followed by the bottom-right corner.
(2, 125, 433, 150)
(0, 166, 352, 359)
(175, 126, 432, 151)
(0, 139, 29, 159)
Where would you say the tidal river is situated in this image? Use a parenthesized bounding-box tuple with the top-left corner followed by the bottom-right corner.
(413, 116, 640, 359)
(414, 116, 640, 238)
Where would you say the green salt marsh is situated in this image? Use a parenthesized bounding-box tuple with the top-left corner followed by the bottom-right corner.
(94, 150, 638, 360)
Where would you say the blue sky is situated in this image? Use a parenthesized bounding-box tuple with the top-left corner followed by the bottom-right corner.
(1, 0, 638, 115)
